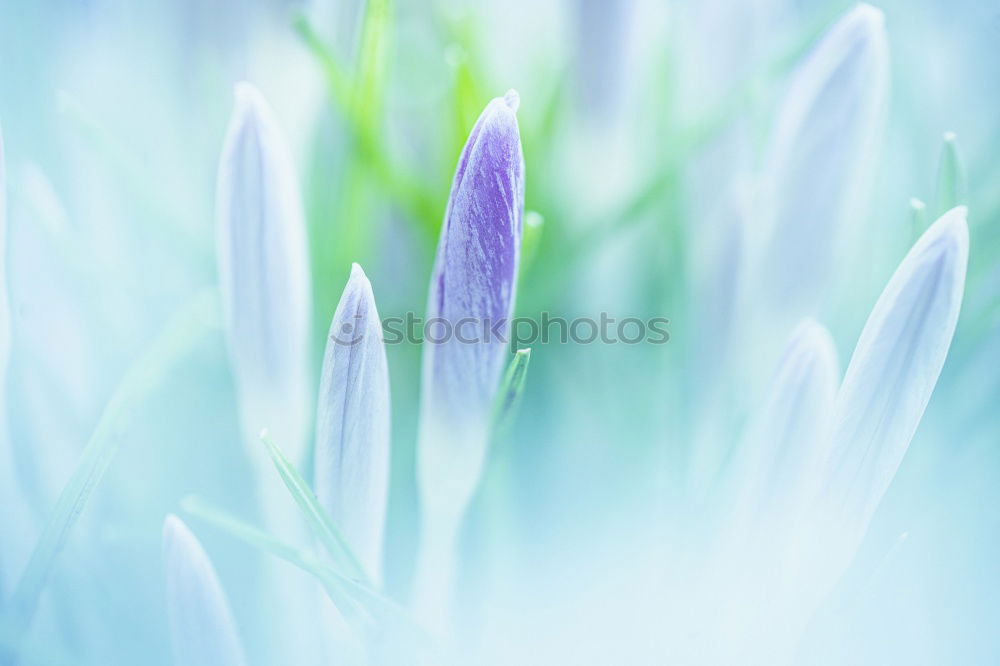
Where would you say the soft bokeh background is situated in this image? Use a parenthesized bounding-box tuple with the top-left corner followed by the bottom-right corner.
(1, 0, 998, 664)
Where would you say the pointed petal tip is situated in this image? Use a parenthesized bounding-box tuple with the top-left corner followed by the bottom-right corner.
(925, 205, 969, 257)
(345, 263, 375, 299)
(162, 514, 196, 554)
(789, 317, 832, 344)
(851, 3, 886, 29)
(349, 262, 367, 281)
(229, 83, 277, 134)
(502, 89, 520, 113)
(233, 81, 262, 105)
(787, 318, 839, 371)
(163, 513, 182, 537)
(792, 317, 825, 337)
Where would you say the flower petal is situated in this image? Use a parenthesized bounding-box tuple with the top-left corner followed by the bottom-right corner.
(737, 319, 839, 524)
(314, 264, 390, 583)
(819, 206, 969, 536)
(163, 515, 247, 666)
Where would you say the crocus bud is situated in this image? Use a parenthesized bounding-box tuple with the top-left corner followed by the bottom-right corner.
(756, 4, 888, 315)
(314, 264, 390, 583)
(417, 90, 525, 526)
(414, 90, 524, 631)
(216, 82, 311, 460)
(163, 515, 247, 666)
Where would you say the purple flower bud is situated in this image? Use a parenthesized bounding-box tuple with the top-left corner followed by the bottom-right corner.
(417, 90, 525, 525)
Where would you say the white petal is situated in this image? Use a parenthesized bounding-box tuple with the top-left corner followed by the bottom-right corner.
(756, 3, 888, 313)
(216, 82, 311, 458)
(737, 319, 839, 523)
(163, 515, 247, 666)
(314, 264, 390, 583)
(819, 207, 968, 535)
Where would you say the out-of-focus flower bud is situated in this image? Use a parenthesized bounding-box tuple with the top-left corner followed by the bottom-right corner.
(756, 3, 888, 315)
(216, 82, 311, 461)
(163, 515, 247, 666)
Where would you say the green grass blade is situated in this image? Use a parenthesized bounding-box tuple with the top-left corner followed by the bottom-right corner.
(353, 0, 392, 132)
(1, 290, 220, 661)
(490, 348, 532, 440)
(910, 197, 928, 239)
(936, 131, 967, 215)
(259, 433, 370, 585)
(293, 10, 439, 239)
(519, 211, 544, 280)
(291, 14, 353, 111)
(180, 495, 365, 626)
(181, 497, 429, 647)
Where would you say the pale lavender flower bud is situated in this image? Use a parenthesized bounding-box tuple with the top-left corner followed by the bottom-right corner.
(756, 3, 888, 314)
(216, 82, 311, 459)
(417, 89, 525, 524)
(163, 515, 247, 666)
(314, 264, 390, 583)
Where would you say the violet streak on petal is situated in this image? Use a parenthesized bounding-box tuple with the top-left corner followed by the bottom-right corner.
(418, 90, 525, 524)
(215, 82, 311, 460)
(163, 515, 247, 666)
(314, 263, 390, 583)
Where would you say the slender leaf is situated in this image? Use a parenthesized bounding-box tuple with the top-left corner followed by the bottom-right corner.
(936, 131, 966, 215)
(293, 11, 438, 237)
(490, 348, 532, 440)
(909, 197, 927, 237)
(519, 212, 544, 280)
(260, 432, 369, 585)
(181, 496, 428, 647)
(0, 290, 220, 660)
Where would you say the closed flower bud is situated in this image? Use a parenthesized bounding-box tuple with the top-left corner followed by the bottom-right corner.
(417, 89, 525, 526)
(163, 515, 247, 666)
(314, 264, 390, 583)
(216, 83, 311, 460)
